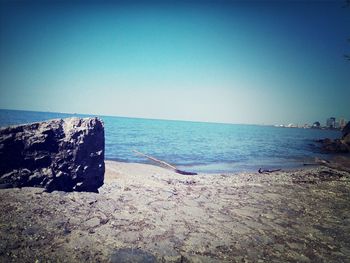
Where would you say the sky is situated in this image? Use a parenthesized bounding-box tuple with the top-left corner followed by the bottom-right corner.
(0, 0, 349, 125)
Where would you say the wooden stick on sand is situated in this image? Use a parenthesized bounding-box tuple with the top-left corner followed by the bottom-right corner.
(132, 150, 197, 175)
(258, 168, 281, 174)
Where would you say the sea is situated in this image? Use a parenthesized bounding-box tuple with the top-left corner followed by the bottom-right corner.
(0, 109, 343, 173)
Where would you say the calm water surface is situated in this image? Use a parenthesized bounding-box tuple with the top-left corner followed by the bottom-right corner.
(0, 109, 342, 173)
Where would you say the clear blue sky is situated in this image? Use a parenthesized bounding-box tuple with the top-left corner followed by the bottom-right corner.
(0, 1, 349, 125)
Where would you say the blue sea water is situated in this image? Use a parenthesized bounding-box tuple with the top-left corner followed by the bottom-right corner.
(0, 109, 343, 173)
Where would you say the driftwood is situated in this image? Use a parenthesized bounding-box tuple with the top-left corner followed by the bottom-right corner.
(258, 168, 281, 174)
(132, 150, 197, 175)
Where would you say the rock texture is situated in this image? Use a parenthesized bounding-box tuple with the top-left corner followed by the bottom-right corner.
(0, 117, 105, 192)
(342, 122, 350, 143)
(317, 123, 350, 153)
(318, 138, 350, 153)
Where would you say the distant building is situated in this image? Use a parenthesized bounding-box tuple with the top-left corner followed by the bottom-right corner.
(326, 117, 336, 129)
(287, 123, 298, 128)
(312, 121, 320, 128)
(334, 121, 340, 129)
(339, 118, 347, 129)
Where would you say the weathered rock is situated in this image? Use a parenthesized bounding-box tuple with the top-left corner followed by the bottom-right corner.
(342, 122, 350, 138)
(343, 134, 350, 144)
(0, 117, 105, 192)
(342, 122, 350, 144)
(318, 138, 350, 153)
(317, 122, 350, 154)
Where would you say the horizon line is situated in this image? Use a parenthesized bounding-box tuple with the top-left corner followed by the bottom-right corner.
(0, 107, 346, 127)
(0, 107, 273, 126)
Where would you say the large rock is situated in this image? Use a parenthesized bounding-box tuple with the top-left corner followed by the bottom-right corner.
(316, 122, 350, 154)
(0, 117, 105, 192)
(342, 122, 350, 144)
(318, 138, 350, 153)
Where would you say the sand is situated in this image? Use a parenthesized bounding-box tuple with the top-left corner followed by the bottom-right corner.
(0, 160, 350, 262)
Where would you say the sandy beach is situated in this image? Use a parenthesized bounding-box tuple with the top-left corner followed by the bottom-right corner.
(1, 0, 349, 261)
(0, 160, 350, 262)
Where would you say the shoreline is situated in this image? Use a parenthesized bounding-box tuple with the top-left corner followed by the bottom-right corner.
(1, 160, 350, 262)
(104, 154, 349, 175)
(104, 159, 309, 176)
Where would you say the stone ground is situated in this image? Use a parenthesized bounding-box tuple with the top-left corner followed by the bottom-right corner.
(0, 160, 350, 262)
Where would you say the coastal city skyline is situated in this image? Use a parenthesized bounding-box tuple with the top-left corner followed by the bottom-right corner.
(0, 1, 349, 126)
(275, 116, 348, 130)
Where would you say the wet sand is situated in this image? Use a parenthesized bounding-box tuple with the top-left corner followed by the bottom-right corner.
(0, 160, 350, 262)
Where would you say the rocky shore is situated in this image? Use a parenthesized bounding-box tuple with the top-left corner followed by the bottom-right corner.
(317, 122, 350, 153)
(1, 160, 349, 262)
